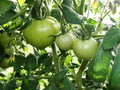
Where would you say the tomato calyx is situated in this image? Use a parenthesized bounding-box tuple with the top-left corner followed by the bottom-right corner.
(73, 22, 95, 41)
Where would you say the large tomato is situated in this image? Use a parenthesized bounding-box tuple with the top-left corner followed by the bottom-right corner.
(73, 37, 98, 60)
(55, 33, 73, 51)
(23, 16, 60, 49)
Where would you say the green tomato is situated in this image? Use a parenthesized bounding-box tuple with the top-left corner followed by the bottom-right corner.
(23, 16, 60, 49)
(4, 46, 15, 56)
(0, 58, 10, 69)
(55, 33, 73, 51)
(0, 32, 10, 47)
(73, 37, 98, 60)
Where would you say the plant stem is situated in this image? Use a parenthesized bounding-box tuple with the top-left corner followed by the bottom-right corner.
(76, 60, 89, 90)
(52, 43, 60, 73)
(94, 0, 110, 35)
(95, 10, 110, 35)
(79, 0, 86, 15)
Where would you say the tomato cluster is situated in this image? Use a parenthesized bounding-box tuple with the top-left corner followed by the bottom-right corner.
(55, 33, 98, 60)
(23, 16, 98, 60)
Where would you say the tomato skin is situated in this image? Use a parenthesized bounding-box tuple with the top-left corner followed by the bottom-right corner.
(4, 46, 15, 56)
(23, 16, 60, 49)
(55, 33, 73, 51)
(0, 58, 9, 69)
(73, 37, 98, 60)
(0, 32, 10, 47)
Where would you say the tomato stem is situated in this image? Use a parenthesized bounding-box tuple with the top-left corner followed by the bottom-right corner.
(79, 0, 86, 15)
(76, 60, 89, 90)
(52, 43, 60, 73)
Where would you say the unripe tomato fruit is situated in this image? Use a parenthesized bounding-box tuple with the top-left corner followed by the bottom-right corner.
(0, 32, 10, 47)
(73, 37, 98, 60)
(4, 46, 15, 56)
(55, 33, 73, 51)
(0, 58, 9, 69)
(23, 16, 60, 49)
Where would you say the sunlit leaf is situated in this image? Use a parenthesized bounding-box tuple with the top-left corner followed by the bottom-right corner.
(88, 45, 112, 82)
(91, 0, 97, 9)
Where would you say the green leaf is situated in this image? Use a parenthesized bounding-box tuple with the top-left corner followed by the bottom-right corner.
(0, 0, 14, 14)
(24, 54, 37, 71)
(4, 80, 18, 90)
(102, 27, 120, 50)
(54, 69, 67, 81)
(85, 24, 95, 33)
(38, 53, 53, 74)
(0, 83, 3, 90)
(62, 0, 72, 7)
(21, 77, 38, 90)
(61, 5, 83, 24)
(44, 82, 58, 90)
(51, 8, 62, 22)
(88, 45, 112, 82)
(87, 18, 97, 26)
(59, 77, 75, 90)
(25, 0, 34, 4)
(108, 48, 120, 89)
(0, 10, 16, 25)
(13, 55, 26, 73)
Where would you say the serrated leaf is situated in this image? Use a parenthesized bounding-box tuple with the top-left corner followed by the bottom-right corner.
(61, 5, 83, 24)
(108, 48, 120, 89)
(62, 0, 72, 7)
(102, 27, 120, 50)
(88, 45, 112, 82)
(0, 0, 14, 14)
(59, 77, 75, 90)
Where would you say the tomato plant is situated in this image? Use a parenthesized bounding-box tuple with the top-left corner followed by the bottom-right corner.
(23, 16, 60, 49)
(73, 37, 98, 60)
(0, 0, 120, 90)
(55, 33, 73, 51)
